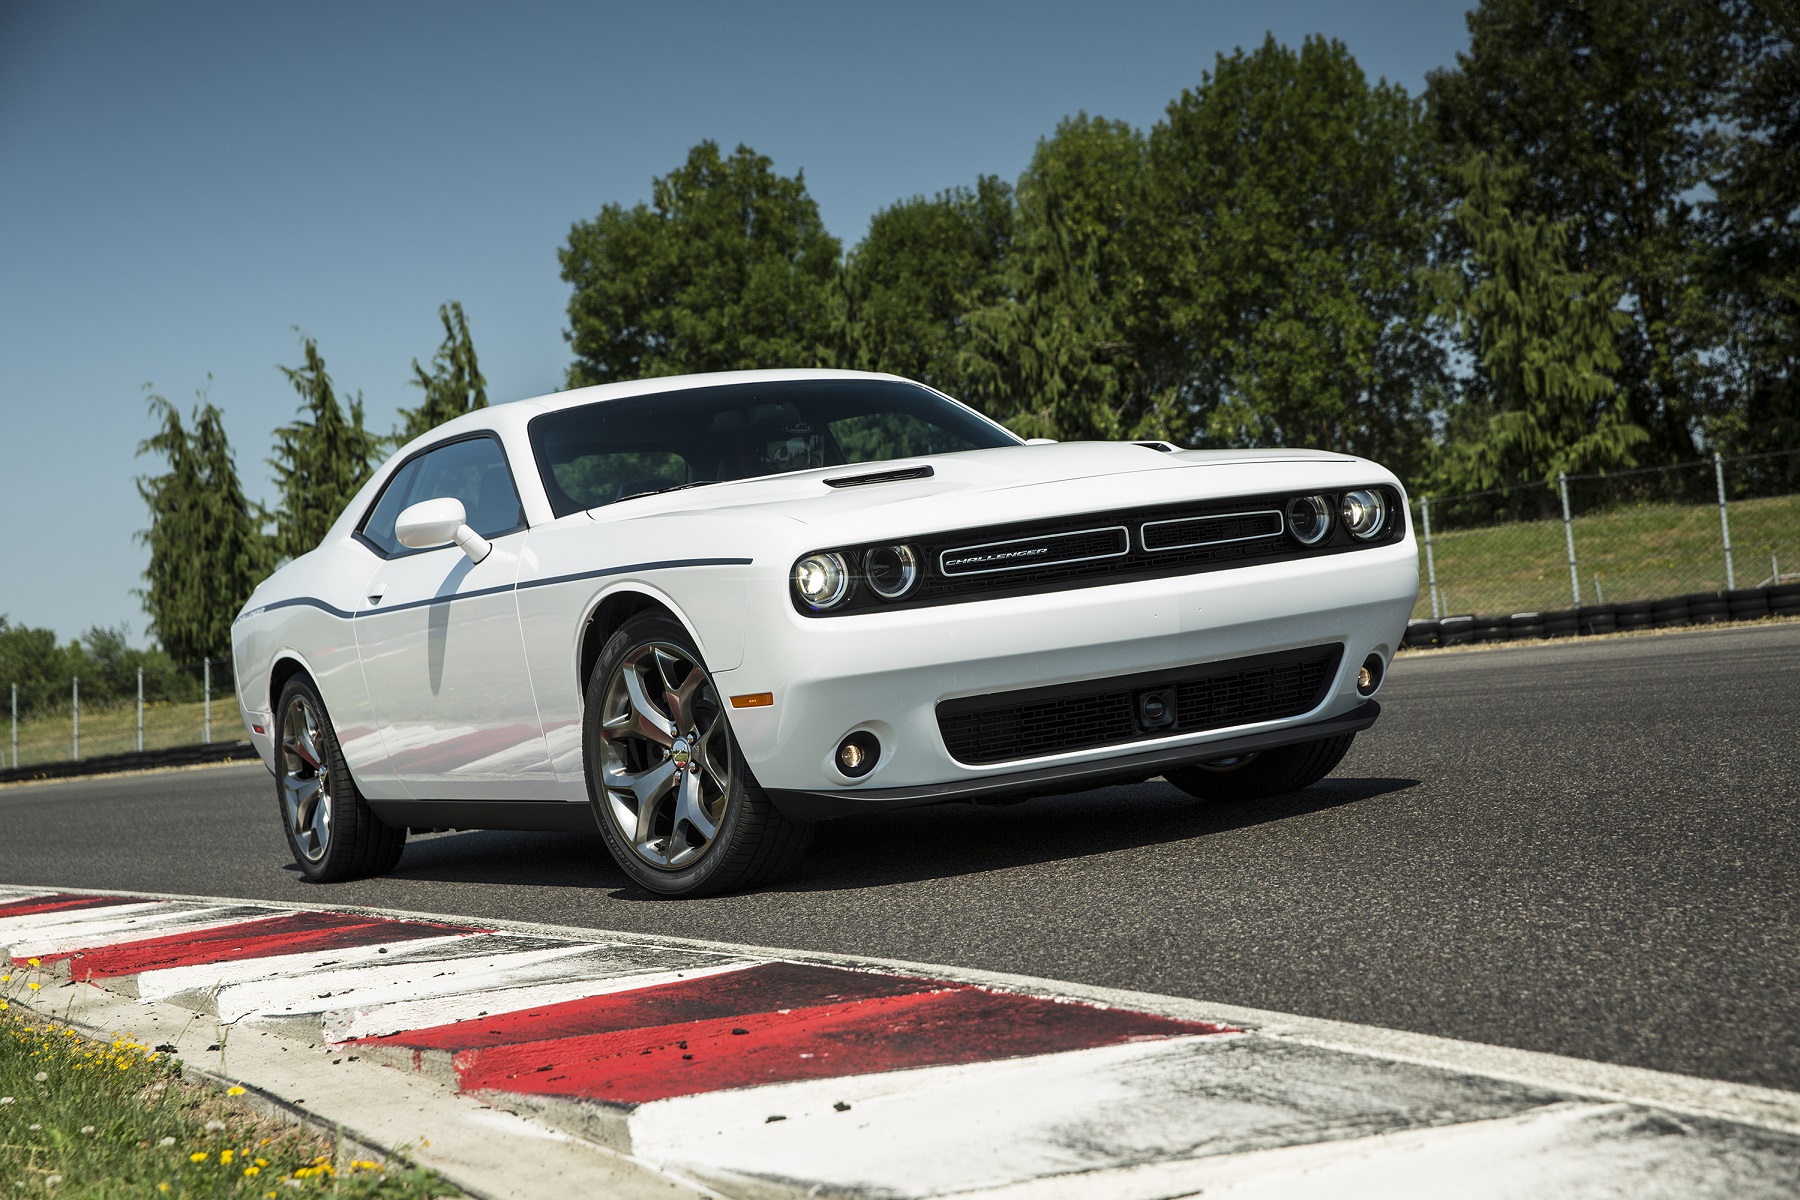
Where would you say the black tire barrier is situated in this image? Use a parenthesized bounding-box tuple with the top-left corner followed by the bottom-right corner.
(1615, 600, 1656, 629)
(1508, 612, 1546, 641)
(1438, 615, 1475, 646)
(1543, 609, 1581, 638)
(1578, 603, 1619, 636)
(1685, 592, 1730, 625)
(1404, 619, 1441, 648)
(1652, 596, 1691, 627)
(0, 740, 257, 786)
(1727, 587, 1771, 621)
(1472, 618, 1509, 643)
(1773, 592, 1800, 616)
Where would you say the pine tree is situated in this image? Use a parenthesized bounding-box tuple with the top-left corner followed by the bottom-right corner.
(1434, 154, 1646, 493)
(269, 335, 379, 561)
(136, 386, 270, 661)
(395, 301, 487, 446)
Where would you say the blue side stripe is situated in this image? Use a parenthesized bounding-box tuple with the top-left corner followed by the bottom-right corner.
(237, 557, 755, 623)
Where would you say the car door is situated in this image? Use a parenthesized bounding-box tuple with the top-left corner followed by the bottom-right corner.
(353, 434, 556, 800)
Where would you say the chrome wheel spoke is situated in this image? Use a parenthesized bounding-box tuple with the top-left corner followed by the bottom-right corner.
(674, 768, 718, 843)
(280, 695, 333, 864)
(697, 715, 731, 792)
(618, 666, 676, 748)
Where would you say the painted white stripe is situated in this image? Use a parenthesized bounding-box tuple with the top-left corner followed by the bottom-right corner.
(628, 1031, 1569, 1199)
(134, 932, 495, 1001)
(0, 900, 175, 937)
(946, 1101, 1800, 1200)
(8, 907, 276, 959)
(323, 958, 759, 1044)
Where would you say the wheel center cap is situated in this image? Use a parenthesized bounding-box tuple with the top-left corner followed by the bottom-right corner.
(670, 738, 692, 769)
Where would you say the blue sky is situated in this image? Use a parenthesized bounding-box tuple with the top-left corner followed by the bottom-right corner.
(0, 0, 1475, 645)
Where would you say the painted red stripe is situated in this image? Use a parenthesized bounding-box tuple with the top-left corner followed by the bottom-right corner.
(0, 894, 141, 919)
(39, 912, 480, 977)
(356, 962, 942, 1051)
(454, 986, 1232, 1104)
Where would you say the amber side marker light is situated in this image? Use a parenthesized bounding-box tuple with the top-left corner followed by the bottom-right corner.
(730, 692, 774, 709)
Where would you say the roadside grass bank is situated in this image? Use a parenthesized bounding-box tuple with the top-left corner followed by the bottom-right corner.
(4, 701, 216, 772)
(1, 965, 451, 1198)
(1418, 492, 1800, 616)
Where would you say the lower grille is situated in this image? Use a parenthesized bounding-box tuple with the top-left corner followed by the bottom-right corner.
(936, 645, 1343, 766)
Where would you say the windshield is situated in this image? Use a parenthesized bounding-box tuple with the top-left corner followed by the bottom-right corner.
(528, 378, 1020, 516)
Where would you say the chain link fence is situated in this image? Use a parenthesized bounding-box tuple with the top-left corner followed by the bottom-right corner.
(4, 656, 234, 771)
(1412, 448, 1800, 642)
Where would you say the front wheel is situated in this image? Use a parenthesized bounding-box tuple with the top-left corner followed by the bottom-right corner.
(582, 612, 813, 897)
(273, 674, 406, 882)
(1164, 734, 1356, 803)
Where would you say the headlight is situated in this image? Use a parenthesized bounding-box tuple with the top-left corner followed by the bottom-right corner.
(1286, 495, 1333, 545)
(863, 544, 920, 600)
(1341, 490, 1388, 540)
(792, 552, 852, 610)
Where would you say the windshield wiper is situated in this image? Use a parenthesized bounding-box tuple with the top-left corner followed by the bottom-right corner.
(613, 480, 718, 504)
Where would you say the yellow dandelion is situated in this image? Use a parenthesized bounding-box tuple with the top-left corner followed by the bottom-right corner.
(243, 1166, 260, 1177)
(220, 1150, 234, 1165)
(226, 1085, 246, 1096)
(189, 1151, 208, 1163)
(28, 982, 40, 991)
(158, 1185, 170, 1193)
(27, 957, 39, 966)
(255, 1158, 269, 1167)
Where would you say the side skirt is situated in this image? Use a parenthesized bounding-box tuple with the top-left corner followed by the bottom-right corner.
(365, 799, 598, 835)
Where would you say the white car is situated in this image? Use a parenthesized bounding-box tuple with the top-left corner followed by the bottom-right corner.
(232, 369, 1419, 897)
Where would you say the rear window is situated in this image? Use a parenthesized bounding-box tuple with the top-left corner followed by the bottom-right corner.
(529, 379, 1018, 518)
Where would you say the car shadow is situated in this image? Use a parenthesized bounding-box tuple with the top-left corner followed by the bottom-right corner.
(384, 775, 1421, 898)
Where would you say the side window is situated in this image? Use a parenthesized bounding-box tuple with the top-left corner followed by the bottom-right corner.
(358, 437, 525, 557)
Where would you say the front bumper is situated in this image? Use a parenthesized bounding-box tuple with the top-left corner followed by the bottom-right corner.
(718, 537, 1418, 798)
(767, 699, 1381, 819)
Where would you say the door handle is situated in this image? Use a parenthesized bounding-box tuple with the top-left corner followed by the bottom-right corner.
(367, 583, 388, 605)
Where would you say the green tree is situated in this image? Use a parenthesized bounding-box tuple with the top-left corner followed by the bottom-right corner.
(1134, 36, 1445, 473)
(137, 388, 270, 661)
(837, 177, 1013, 390)
(395, 301, 487, 446)
(1434, 154, 1645, 493)
(560, 142, 842, 385)
(1426, 0, 1739, 463)
(1706, 1, 1800, 470)
(0, 617, 70, 717)
(269, 336, 379, 561)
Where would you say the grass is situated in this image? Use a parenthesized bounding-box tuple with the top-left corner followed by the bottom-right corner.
(1418, 492, 1800, 618)
(2, 701, 220, 772)
(0, 966, 452, 1198)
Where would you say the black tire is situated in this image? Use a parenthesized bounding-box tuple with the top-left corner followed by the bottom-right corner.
(582, 611, 813, 898)
(1164, 734, 1355, 803)
(273, 674, 406, 883)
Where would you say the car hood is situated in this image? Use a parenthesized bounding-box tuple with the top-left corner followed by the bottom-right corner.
(582, 440, 1390, 551)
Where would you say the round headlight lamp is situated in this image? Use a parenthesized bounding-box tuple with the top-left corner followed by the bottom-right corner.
(1341, 490, 1389, 541)
(1286, 495, 1333, 546)
(792, 552, 852, 610)
(864, 544, 920, 600)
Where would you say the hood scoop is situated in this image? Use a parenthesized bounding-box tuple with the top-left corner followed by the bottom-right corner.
(824, 464, 935, 489)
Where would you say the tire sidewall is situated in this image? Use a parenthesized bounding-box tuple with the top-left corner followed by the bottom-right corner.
(273, 674, 361, 882)
(581, 613, 757, 897)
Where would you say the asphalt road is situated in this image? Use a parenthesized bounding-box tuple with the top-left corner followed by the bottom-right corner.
(4, 623, 1797, 1091)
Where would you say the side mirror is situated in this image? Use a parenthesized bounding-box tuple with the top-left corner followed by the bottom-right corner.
(394, 497, 492, 564)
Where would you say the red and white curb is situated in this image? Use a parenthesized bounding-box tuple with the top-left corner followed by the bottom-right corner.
(3, 886, 1797, 1198)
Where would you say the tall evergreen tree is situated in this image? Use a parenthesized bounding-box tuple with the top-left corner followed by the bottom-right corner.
(560, 142, 842, 385)
(395, 301, 487, 446)
(1134, 36, 1445, 474)
(1426, 0, 1739, 463)
(269, 336, 379, 561)
(137, 387, 269, 661)
(1434, 154, 1645, 492)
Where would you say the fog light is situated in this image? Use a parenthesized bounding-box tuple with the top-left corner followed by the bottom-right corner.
(793, 552, 852, 610)
(835, 731, 880, 778)
(1357, 654, 1385, 696)
(1287, 495, 1333, 545)
(1341, 490, 1389, 541)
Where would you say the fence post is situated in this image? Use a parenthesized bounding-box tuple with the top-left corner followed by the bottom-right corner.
(137, 667, 144, 753)
(1714, 452, 1736, 590)
(72, 676, 80, 762)
(1419, 497, 1441, 619)
(10, 683, 15, 770)
(1558, 472, 1581, 609)
(204, 658, 212, 745)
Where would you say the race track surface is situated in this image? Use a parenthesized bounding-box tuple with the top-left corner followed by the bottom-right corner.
(3, 622, 1796, 1091)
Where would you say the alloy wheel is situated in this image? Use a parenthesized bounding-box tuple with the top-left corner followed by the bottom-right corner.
(597, 642, 733, 869)
(280, 694, 333, 862)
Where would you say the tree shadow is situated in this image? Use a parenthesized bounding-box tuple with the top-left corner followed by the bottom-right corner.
(384, 775, 1421, 899)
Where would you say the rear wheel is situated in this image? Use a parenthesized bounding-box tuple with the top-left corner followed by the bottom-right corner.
(583, 612, 813, 897)
(274, 674, 405, 882)
(1164, 734, 1356, 803)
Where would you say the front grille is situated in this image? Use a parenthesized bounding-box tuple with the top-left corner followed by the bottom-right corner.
(936, 645, 1343, 766)
(941, 527, 1128, 576)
